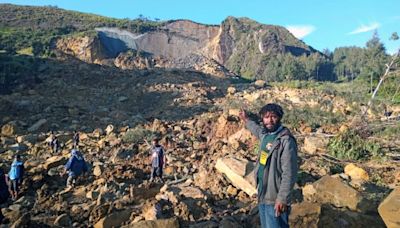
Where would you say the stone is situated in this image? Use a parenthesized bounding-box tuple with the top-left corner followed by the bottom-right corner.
(1, 123, 17, 136)
(127, 218, 179, 228)
(303, 136, 329, 154)
(344, 163, 369, 181)
(118, 96, 128, 102)
(289, 202, 321, 228)
(254, 80, 266, 88)
(93, 165, 103, 177)
(10, 212, 30, 228)
(142, 202, 160, 220)
(227, 87, 236, 95)
(378, 187, 400, 228)
(226, 185, 238, 196)
(105, 124, 114, 135)
(43, 156, 67, 170)
(54, 213, 71, 227)
(307, 175, 370, 212)
(179, 186, 206, 199)
(27, 119, 48, 132)
(94, 209, 132, 228)
(112, 148, 134, 163)
(215, 157, 256, 196)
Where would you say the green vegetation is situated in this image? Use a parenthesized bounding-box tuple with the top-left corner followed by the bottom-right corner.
(122, 126, 155, 144)
(0, 4, 163, 56)
(327, 129, 382, 160)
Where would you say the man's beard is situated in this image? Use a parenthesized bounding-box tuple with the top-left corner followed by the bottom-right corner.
(264, 122, 281, 133)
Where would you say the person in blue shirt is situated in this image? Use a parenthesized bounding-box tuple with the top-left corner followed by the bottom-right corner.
(8, 155, 24, 201)
(62, 149, 88, 188)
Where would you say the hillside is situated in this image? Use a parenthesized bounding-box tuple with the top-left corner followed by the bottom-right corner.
(0, 4, 333, 81)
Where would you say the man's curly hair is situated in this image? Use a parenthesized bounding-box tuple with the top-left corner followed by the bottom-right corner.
(259, 103, 284, 119)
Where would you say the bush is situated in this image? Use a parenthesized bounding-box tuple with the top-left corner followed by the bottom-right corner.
(327, 129, 382, 160)
(122, 126, 154, 144)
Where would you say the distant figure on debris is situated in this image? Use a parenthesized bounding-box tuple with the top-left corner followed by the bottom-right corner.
(62, 149, 88, 188)
(73, 130, 80, 148)
(49, 135, 60, 154)
(0, 168, 10, 223)
(8, 155, 24, 201)
(239, 103, 298, 228)
(147, 138, 166, 183)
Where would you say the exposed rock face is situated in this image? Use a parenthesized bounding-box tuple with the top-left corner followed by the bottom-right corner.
(56, 35, 107, 63)
(56, 18, 317, 78)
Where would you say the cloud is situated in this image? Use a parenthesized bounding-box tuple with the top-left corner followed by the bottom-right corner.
(286, 25, 316, 39)
(348, 22, 380, 35)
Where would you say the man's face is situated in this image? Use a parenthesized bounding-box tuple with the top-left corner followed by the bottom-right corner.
(262, 111, 280, 131)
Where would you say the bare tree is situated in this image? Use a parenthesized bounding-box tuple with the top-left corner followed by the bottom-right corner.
(361, 49, 400, 119)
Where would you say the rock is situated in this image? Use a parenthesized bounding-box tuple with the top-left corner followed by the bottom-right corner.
(344, 163, 369, 181)
(94, 209, 132, 228)
(303, 136, 329, 154)
(10, 212, 30, 228)
(179, 186, 206, 199)
(243, 93, 260, 103)
(254, 80, 266, 88)
(227, 87, 236, 95)
(305, 175, 370, 212)
(164, 166, 176, 176)
(27, 119, 48, 132)
(215, 157, 256, 196)
(228, 109, 240, 117)
(319, 204, 385, 227)
(112, 148, 135, 163)
(378, 187, 400, 228)
(1, 123, 17, 136)
(105, 124, 114, 135)
(226, 185, 238, 196)
(142, 202, 160, 220)
(8, 143, 28, 152)
(127, 218, 179, 228)
(289, 202, 321, 228)
(93, 165, 103, 177)
(43, 156, 67, 170)
(16, 134, 38, 144)
(54, 213, 71, 227)
(118, 96, 128, 102)
(93, 128, 104, 138)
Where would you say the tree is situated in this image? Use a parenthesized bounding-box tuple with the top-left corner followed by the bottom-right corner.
(363, 31, 388, 91)
(390, 32, 399, 41)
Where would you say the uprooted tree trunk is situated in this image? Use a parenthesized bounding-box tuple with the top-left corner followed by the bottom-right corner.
(360, 49, 400, 120)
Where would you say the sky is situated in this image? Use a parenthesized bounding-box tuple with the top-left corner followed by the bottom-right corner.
(1, 0, 399, 54)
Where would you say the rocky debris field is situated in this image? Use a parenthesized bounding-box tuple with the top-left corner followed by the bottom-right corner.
(1, 57, 399, 228)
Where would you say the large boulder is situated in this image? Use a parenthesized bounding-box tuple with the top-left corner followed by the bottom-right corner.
(344, 163, 369, 182)
(303, 135, 329, 154)
(94, 209, 132, 228)
(303, 175, 370, 212)
(215, 157, 256, 196)
(378, 188, 400, 228)
(43, 156, 68, 170)
(1, 123, 18, 136)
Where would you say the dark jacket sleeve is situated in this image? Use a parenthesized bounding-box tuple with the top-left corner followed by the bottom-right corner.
(245, 120, 264, 140)
(277, 136, 298, 204)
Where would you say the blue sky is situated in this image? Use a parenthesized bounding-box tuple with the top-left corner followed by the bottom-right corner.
(1, 0, 399, 54)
